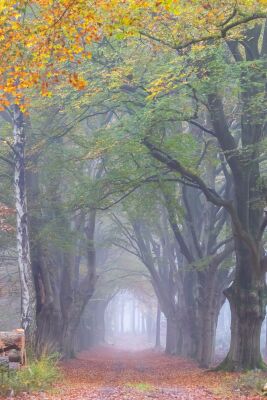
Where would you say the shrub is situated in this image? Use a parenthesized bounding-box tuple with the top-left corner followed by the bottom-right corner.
(0, 354, 61, 396)
(233, 370, 267, 396)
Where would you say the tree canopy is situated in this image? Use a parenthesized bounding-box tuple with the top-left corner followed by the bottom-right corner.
(0, 0, 267, 373)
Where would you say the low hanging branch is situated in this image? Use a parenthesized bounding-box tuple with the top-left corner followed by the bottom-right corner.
(142, 138, 259, 263)
(142, 137, 230, 207)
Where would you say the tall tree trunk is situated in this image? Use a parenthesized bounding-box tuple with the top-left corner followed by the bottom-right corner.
(220, 278, 266, 370)
(13, 105, 36, 344)
(137, 308, 141, 333)
(196, 267, 227, 368)
(79, 299, 108, 348)
(141, 313, 146, 335)
(132, 299, 136, 334)
(60, 251, 96, 358)
(155, 304, 161, 349)
(88, 300, 107, 346)
(146, 313, 153, 341)
(217, 168, 266, 370)
(177, 313, 197, 359)
(120, 301, 124, 334)
(36, 307, 63, 355)
(197, 301, 221, 367)
(61, 320, 77, 359)
(178, 271, 198, 359)
(96, 301, 107, 344)
(208, 34, 267, 369)
(165, 317, 178, 355)
(35, 245, 63, 355)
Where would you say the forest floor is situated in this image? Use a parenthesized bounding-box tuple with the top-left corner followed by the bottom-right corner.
(13, 342, 266, 400)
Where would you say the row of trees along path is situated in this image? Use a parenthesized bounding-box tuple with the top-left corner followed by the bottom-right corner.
(0, 0, 266, 373)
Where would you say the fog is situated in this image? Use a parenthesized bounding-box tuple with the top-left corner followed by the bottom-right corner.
(105, 291, 166, 351)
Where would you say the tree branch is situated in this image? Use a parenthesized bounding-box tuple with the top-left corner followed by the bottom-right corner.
(188, 120, 217, 137)
(142, 138, 259, 261)
(0, 155, 14, 166)
(211, 237, 233, 255)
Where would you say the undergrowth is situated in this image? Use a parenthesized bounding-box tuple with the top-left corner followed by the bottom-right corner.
(0, 353, 61, 396)
(232, 371, 267, 396)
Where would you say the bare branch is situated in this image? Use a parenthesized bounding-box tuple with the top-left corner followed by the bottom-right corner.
(189, 120, 217, 137)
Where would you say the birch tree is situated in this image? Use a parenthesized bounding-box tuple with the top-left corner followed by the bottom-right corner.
(13, 106, 36, 342)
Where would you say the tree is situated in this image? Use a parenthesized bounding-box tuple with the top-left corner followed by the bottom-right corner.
(64, 38, 235, 366)
(27, 132, 100, 357)
(67, 19, 267, 368)
(138, 22, 267, 369)
(0, 0, 266, 367)
(0, 1, 266, 106)
(0, 108, 36, 341)
(163, 180, 234, 367)
(108, 176, 232, 366)
(13, 107, 36, 342)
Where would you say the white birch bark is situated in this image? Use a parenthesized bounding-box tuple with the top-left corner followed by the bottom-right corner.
(13, 105, 36, 343)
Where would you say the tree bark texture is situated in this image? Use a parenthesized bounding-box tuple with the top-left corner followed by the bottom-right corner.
(13, 105, 36, 344)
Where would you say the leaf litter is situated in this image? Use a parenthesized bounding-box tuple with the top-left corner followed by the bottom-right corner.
(3, 346, 264, 400)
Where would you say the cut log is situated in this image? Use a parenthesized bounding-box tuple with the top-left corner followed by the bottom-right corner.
(0, 329, 26, 365)
(8, 349, 21, 362)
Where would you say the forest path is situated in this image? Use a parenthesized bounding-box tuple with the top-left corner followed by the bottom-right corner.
(18, 346, 262, 400)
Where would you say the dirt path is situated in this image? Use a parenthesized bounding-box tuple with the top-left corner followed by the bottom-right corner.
(16, 346, 262, 400)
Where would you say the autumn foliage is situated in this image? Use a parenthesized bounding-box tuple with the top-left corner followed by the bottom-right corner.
(0, 0, 267, 396)
(0, 0, 266, 108)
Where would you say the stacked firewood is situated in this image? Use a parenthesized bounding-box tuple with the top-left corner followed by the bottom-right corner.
(0, 329, 26, 369)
